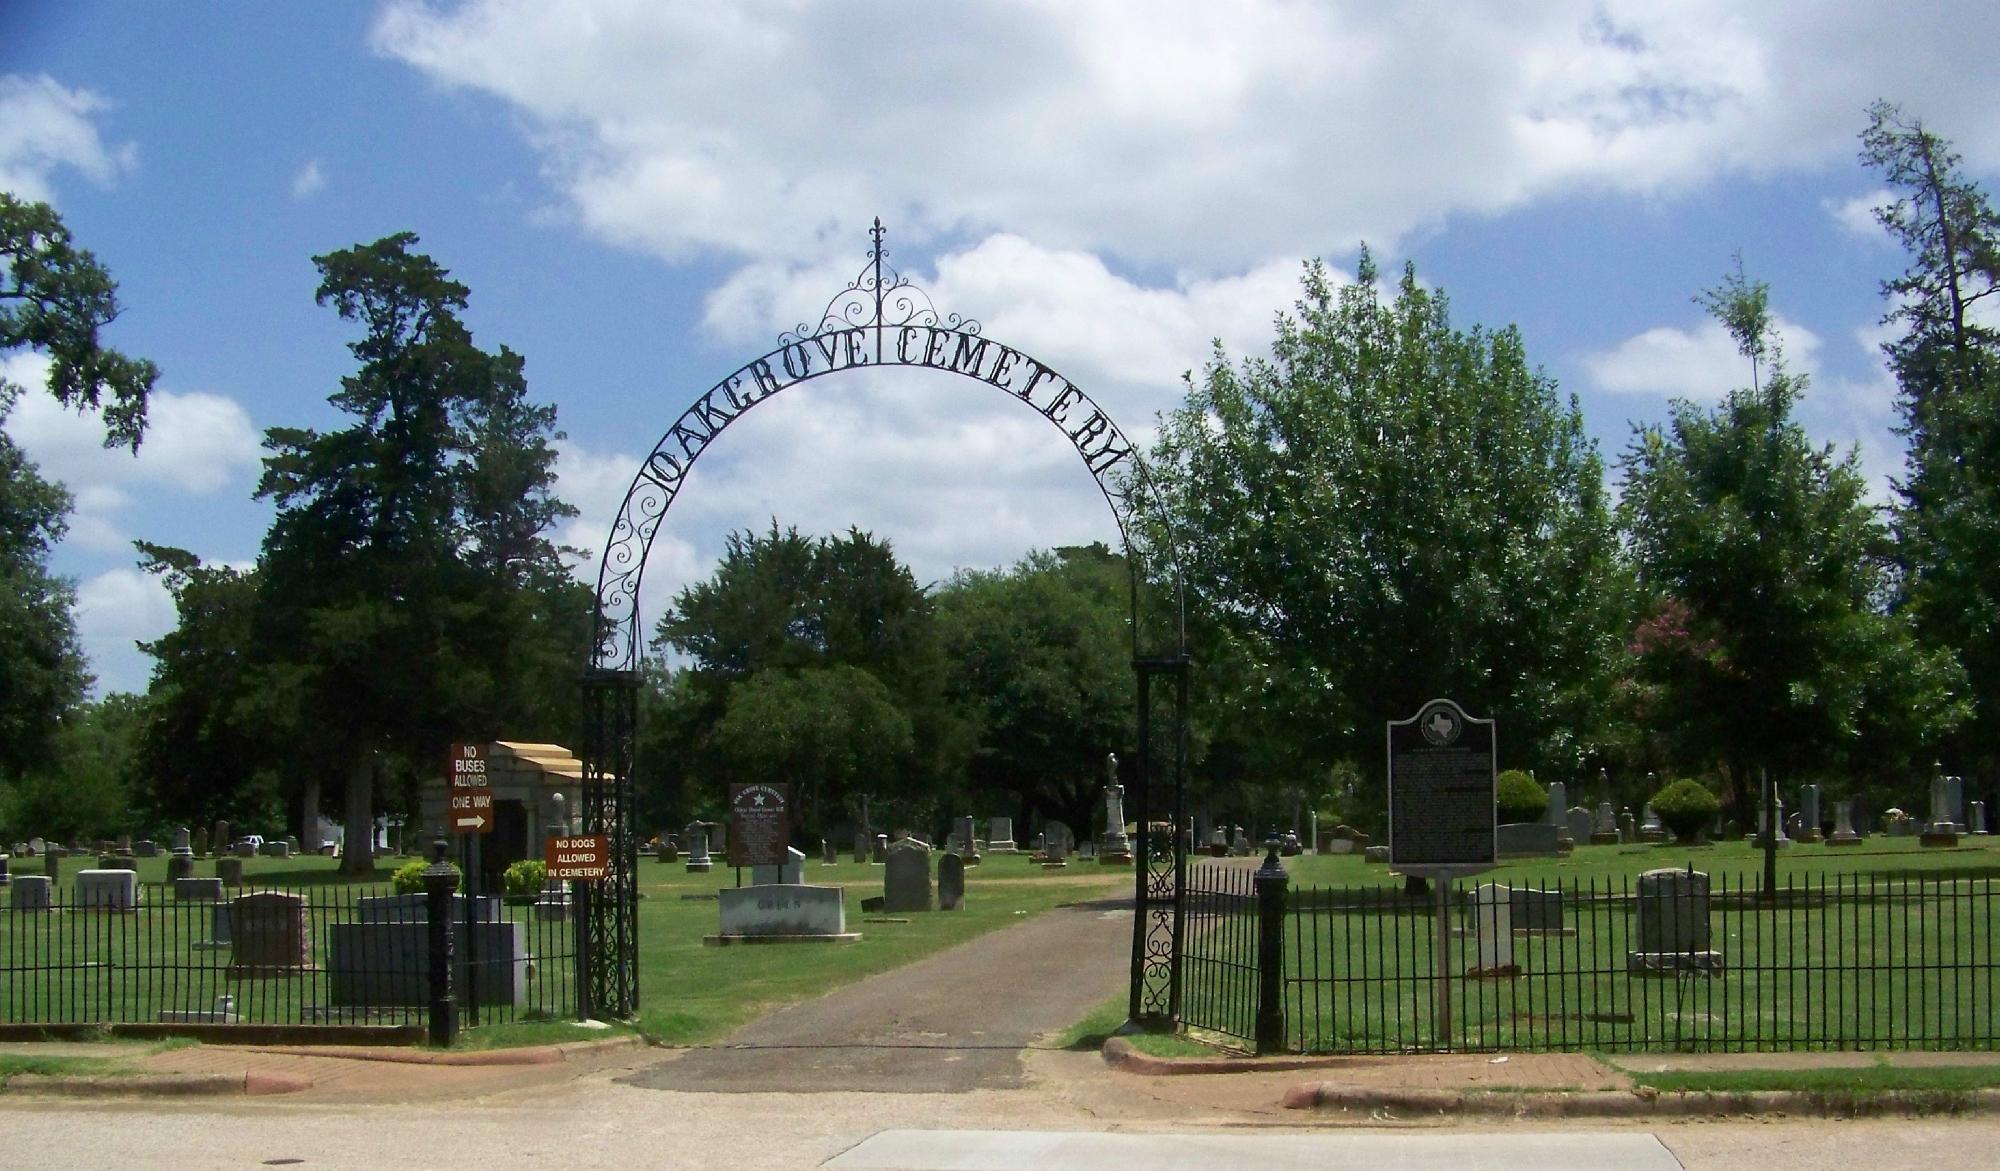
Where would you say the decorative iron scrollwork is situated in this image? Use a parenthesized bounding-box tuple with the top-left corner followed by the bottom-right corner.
(780, 218, 982, 348)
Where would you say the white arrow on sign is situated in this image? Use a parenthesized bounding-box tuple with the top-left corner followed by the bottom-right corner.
(455, 816, 484, 828)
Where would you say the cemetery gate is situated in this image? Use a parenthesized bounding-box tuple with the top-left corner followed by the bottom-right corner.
(579, 221, 1192, 1024)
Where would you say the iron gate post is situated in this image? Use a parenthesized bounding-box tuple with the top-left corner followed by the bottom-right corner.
(422, 837, 461, 1047)
(1129, 655, 1190, 1029)
(1254, 840, 1289, 1054)
(580, 668, 643, 1019)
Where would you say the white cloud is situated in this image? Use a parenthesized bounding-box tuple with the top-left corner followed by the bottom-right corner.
(74, 567, 177, 696)
(0, 73, 136, 203)
(1, 352, 263, 550)
(373, 2, 2000, 274)
(290, 158, 326, 199)
(1825, 189, 1893, 240)
(1582, 315, 1820, 402)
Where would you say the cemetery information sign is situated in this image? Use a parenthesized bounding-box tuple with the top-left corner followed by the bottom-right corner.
(1387, 699, 1497, 876)
(447, 742, 493, 835)
(546, 835, 608, 881)
(728, 783, 791, 868)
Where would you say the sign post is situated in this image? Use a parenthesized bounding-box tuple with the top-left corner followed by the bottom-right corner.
(1387, 699, 1497, 1052)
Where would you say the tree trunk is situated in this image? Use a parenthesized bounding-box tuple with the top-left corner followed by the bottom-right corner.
(297, 776, 322, 853)
(339, 752, 375, 876)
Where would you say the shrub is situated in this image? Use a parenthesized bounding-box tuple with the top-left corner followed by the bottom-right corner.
(503, 859, 547, 899)
(1651, 778, 1721, 843)
(1495, 770, 1548, 824)
(390, 857, 460, 895)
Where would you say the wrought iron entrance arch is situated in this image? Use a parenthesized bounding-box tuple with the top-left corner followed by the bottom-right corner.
(581, 221, 1189, 1026)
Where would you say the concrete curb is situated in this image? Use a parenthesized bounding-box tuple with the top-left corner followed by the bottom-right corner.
(2, 1072, 313, 1097)
(1281, 1081, 2000, 1118)
(245, 1033, 647, 1066)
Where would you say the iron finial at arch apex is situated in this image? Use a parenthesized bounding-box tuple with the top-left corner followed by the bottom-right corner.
(588, 217, 1185, 675)
(778, 217, 982, 355)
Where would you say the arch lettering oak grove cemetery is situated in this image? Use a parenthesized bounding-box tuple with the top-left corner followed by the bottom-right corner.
(578, 221, 1190, 1026)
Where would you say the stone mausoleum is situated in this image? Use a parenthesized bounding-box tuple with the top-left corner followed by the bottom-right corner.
(419, 741, 583, 891)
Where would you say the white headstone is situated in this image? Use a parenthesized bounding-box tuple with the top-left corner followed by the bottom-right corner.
(1470, 883, 1513, 971)
(75, 868, 138, 911)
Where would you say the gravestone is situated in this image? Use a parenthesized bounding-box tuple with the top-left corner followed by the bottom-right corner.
(0, 856, 8, 886)
(1510, 886, 1565, 933)
(1617, 809, 1637, 844)
(10, 874, 52, 911)
(713, 885, 853, 941)
(822, 837, 838, 865)
(534, 879, 571, 922)
(658, 836, 679, 863)
(1495, 822, 1561, 858)
(1828, 800, 1863, 846)
(872, 833, 889, 865)
(193, 827, 209, 858)
(167, 854, 196, 882)
(1638, 804, 1667, 843)
(751, 846, 807, 886)
(328, 894, 527, 1007)
(175, 877, 225, 901)
(1973, 801, 1989, 836)
(75, 869, 138, 911)
(1041, 830, 1069, 868)
(1566, 806, 1594, 846)
(1544, 781, 1568, 828)
(1590, 803, 1619, 846)
(1799, 785, 1824, 843)
(938, 852, 966, 911)
(685, 824, 714, 873)
(1230, 825, 1251, 857)
(261, 840, 290, 859)
(43, 850, 61, 881)
(854, 828, 869, 864)
(1627, 868, 1723, 974)
(1100, 769, 1132, 859)
(212, 820, 229, 858)
(1362, 844, 1391, 864)
(1947, 775, 1967, 833)
(1467, 883, 1513, 974)
(235, 840, 256, 858)
(172, 826, 193, 857)
(27, 836, 44, 854)
(1207, 827, 1229, 857)
(1923, 773, 1960, 847)
(883, 839, 933, 912)
(228, 892, 312, 976)
(216, 856, 244, 886)
(988, 816, 1017, 852)
(134, 840, 160, 858)
(117, 833, 133, 855)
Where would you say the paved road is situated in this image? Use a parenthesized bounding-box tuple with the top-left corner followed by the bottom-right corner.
(622, 894, 1134, 1093)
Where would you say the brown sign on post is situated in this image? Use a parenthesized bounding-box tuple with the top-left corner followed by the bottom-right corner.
(448, 788, 494, 834)
(546, 835, 608, 881)
(727, 783, 791, 867)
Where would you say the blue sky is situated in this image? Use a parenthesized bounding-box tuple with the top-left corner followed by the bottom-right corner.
(4, 1, 1997, 696)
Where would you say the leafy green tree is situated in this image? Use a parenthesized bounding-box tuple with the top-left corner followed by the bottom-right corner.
(131, 543, 289, 828)
(933, 544, 1134, 835)
(2, 193, 158, 449)
(0, 384, 86, 781)
(710, 665, 915, 836)
(1618, 263, 1966, 804)
(255, 233, 579, 872)
(1861, 102, 2000, 784)
(653, 524, 967, 832)
(0, 693, 146, 843)
(1149, 254, 1630, 812)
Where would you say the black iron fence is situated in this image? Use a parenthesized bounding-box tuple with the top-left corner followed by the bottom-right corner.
(1181, 860, 2000, 1055)
(0, 875, 580, 1034)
